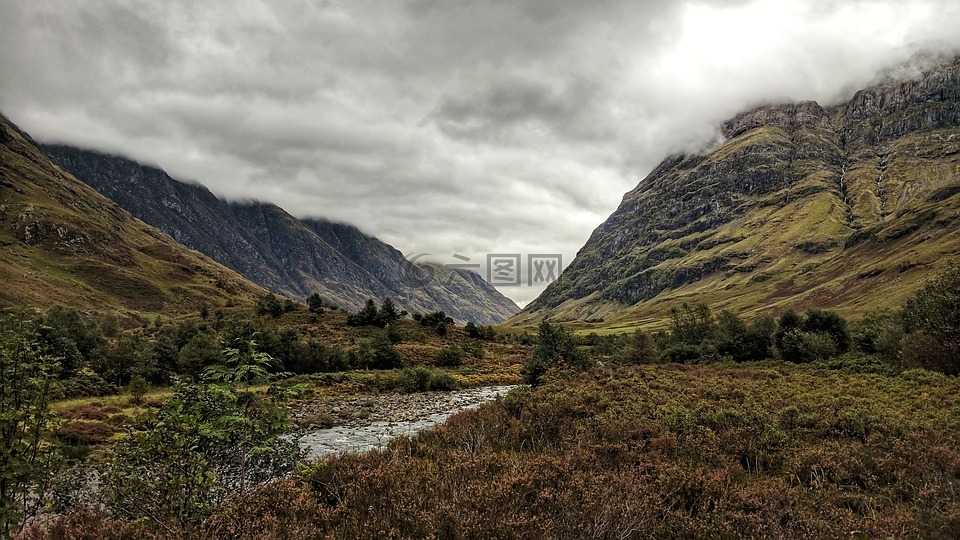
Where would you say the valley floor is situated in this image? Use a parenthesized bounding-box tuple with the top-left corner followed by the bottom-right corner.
(31, 361, 960, 539)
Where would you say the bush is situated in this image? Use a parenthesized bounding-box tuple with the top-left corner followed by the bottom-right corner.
(0, 316, 63, 535)
(399, 367, 458, 393)
(901, 264, 960, 373)
(101, 380, 302, 532)
(128, 376, 149, 405)
(352, 332, 403, 370)
(522, 321, 590, 386)
(434, 347, 464, 367)
(57, 374, 117, 400)
(255, 294, 284, 318)
(775, 309, 848, 362)
(659, 343, 720, 364)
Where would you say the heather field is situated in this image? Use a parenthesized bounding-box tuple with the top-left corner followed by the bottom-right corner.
(26, 361, 960, 539)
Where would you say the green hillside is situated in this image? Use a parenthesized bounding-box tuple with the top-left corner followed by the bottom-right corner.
(514, 58, 960, 331)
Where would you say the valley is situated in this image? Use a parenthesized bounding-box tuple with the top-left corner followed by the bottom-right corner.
(3, 54, 960, 539)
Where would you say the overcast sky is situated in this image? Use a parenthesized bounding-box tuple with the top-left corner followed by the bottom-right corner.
(3, 0, 960, 306)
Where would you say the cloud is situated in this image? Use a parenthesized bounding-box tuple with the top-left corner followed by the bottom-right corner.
(3, 0, 960, 307)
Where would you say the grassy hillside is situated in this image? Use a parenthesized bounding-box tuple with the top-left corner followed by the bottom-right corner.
(0, 114, 267, 320)
(515, 58, 960, 332)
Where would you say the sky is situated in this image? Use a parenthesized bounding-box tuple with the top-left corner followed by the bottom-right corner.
(3, 1, 960, 307)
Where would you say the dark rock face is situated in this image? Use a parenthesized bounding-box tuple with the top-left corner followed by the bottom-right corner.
(43, 146, 518, 324)
(518, 57, 960, 323)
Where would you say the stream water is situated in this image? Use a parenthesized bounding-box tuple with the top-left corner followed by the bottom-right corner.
(299, 385, 517, 458)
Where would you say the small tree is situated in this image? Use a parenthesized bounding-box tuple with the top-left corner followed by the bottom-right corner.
(435, 347, 464, 367)
(0, 316, 63, 536)
(377, 298, 404, 326)
(622, 329, 659, 364)
(669, 302, 715, 345)
(306, 293, 326, 314)
(128, 376, 149, 405)
(522, 320, 589, 386)
(902, 264, 960, 373)
(464, 322, 480, 338)
(102, 379, 302, 533)
(347, 299, 381, 327)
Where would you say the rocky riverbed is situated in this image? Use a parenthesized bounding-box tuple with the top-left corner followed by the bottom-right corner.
(295, 385, 517, 458)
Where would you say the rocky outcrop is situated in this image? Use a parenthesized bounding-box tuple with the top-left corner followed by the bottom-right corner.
(515, 56, 960, 325)
(43, 146, 519, 323)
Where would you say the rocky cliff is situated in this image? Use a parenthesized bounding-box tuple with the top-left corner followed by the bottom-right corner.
(514, 56, 960, 327)
(42, 146, 519, 324)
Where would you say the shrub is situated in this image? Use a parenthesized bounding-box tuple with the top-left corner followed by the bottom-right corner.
(347, 298, 406, 328)
(57, 374, 117, 399)
(659, 343, 720, 364)
(255, 293, 284, 318)
(0, 316, 63, 535)
(775, 309, 848, 362)
(434, 347, 464, 367)
(399, 367, 458, 393)
(465, 322, 480, 338)
(901, 264, 960, 373)
(669, 302, 715, 344)
(128, 376, 149, 405)
(522, 320, 589, 386)
(56, 420, 117, 446)
(352, 332, 404, 370)
(100, 380, 302, 532)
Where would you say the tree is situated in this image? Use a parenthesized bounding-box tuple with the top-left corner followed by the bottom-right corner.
(0, 316, 63, 536)
(522, 321, 589, 386)
(622, 329, 658, 364)
(347, 299, 381, 327)
(669, 302, 715, 345)
(802, 309, 850, 353)
(306, 293, 326, 314)
(464, 322, 480, 338)
(177, 332, 221, 381)
(775, 309, 848, 363)
(353, 332, 403, 370)
(128, 376, 149, 405)
(101, 380, 302, 533)
(435, 347, 464, 367)
(377, 298, 404, 326)
(902, 264, 960, 373)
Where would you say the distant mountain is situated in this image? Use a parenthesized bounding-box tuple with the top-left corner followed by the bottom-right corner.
(0, 113, 267, 318)
(514, 56, 960, 327)
(42, 146, 519, 324)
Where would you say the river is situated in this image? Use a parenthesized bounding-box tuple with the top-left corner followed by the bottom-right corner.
(298, 385, 517, 458)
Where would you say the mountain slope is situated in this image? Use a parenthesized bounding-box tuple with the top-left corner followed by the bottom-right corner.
(0, 114, 267, 318)
(42, 146, 519, 324)
(514, 57, 960, 328)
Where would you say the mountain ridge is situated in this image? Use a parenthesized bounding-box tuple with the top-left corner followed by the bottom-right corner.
(42, 145, 519, 324)
(513, 56, 960, 328)
(0, 113, 269, 319)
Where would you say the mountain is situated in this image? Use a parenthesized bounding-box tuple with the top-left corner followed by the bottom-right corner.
(41, 146, 519, 324)
(0, 113, 267, 318)
(514, 56, 960, 328)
